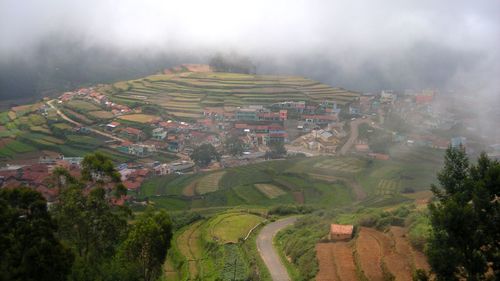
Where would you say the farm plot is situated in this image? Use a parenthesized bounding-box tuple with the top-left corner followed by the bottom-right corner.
(182, 171, 226, 196)
(196, 171, 226, 195)
(376, 179, 401, 196)
(312, 158, 364, 173)
(88, 110, 114, 119)
(176, 221, 204, 279)
(355, 227, 384, 281)
(254, 183, 286, 199)
(0, 139, 36, 158)
(118, 114, 158, 123)
(65, 99, 101, 111)
(352, 227, 423, 281)
(391, 227, 429, 272)
(316, 242, 357, 281)
(207, 213, 264, 244)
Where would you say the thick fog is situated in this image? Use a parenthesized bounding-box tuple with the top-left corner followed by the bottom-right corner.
(0, 0, 499, 103)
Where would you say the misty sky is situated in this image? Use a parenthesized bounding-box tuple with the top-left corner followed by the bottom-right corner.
(0, 0, 499, 99)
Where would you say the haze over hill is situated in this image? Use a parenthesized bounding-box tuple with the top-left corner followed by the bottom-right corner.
(1, 0, 498, 106)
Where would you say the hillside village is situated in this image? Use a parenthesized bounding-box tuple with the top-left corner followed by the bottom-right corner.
(0, 66, 480, 209)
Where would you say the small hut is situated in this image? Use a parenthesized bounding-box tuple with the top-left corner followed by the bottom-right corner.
(329, 224, 354, 241)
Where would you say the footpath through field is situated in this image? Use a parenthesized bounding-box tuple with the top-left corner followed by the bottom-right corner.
(257, 217, 298, 281)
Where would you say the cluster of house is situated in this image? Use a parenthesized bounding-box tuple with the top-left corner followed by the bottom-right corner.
(0, 151, 187, 204)
(292, 124, 347, 154)
(106, 119, 221, 158)
(99, 100, 347, 159)
(0, 154, 83, 202)
(59, 87, 132, 115)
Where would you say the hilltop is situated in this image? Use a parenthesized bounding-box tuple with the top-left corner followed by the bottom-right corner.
(101, 65, 359, 119)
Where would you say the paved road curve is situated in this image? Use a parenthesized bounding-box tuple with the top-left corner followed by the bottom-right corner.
(257, 217, 298, 281)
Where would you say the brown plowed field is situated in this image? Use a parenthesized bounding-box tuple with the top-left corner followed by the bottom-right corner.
(356, 227, 384, 281)
(332, 242, 357, 281)
(316, 244, 338, 281)
(368, 228, 413, 280)
(316, 227, 430, 281)
(316, 242, 357, 281)
(391, 227, 430, 272)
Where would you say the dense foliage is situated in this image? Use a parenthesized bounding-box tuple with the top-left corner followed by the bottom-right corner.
(428, 148, 500, 280)
(1, 153, 174, 281)
(224, 135, 245, 156)
(266, 142, 287, 159)
(0, 187, 74, 281)
(190, 143, 220, 167)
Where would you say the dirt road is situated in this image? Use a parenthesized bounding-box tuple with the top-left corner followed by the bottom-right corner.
(340, 118, 372, 155)
(47, 99, 126, 142)
(257, 217, 298, 281)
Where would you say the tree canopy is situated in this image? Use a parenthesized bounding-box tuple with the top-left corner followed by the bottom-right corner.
(0, 187, 73, 281)
(120, 209, 173, 281)
(224, 135, 244, 156)
(81, 152, 121, 183)
(266, 141, 287, 159)
(428, 148, 500, 280)
(190, 143, 220, 167)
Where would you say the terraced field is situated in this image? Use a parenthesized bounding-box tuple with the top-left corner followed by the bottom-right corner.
(316, 227, 429, 281)
(287, 156, 366, 175)
(206, 212, 264, 244)
(106, 71, 359, 119)
(254, 183, 286, 199)
(375, 179, 401, 196)
(167, 211, 266, 280)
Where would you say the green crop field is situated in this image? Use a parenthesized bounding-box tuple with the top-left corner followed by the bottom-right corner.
(195, 171, 226, 195)
(206, 212, 264, 244)
(65, 99, 101, 111)
(105, 71, 359, 119)
(141, 158, 356, 211)
(166, 211, 267, 281)
(88, 110, 114, 119)
(254, 183, 286, 199)
(118, 113, 158, 123)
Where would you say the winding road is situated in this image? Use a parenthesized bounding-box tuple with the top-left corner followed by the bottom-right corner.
(47, 99, 126, 142)
(257, 217, 298, 281)
(339, 117, 373, 155)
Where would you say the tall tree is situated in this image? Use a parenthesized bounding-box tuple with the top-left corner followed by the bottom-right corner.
(81, 152, 121, 183)
(224, 135, 244, 156)
(0, 187, 73, 281)
(266, 141, 287, 159)
(120, 209, 173, 281)
(53, 186, 129, 261)
(190, 143, 220, 167)
(428, 149, 500, 280)
(52, 185, 130, 281)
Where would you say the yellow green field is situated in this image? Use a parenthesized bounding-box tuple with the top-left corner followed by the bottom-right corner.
(118, 113, 158, 123)
(195, 171, 226, 195)
(254, 183, 286, 199)
(88, 110, 114, 119)
(207, 212, 264, 244)
(375, 179, 401, 196)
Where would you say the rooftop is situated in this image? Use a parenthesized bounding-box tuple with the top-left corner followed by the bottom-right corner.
(330, 224, 354, 235)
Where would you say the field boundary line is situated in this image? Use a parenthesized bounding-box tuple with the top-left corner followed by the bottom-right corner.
(244, 221, 264, 241)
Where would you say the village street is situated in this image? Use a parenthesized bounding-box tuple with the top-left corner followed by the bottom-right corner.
(339, 117, 373, 155)
(47, 99, 126, 143)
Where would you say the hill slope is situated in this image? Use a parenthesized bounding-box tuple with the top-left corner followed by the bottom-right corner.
(103, 70, 359, 119)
